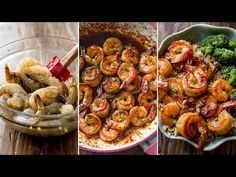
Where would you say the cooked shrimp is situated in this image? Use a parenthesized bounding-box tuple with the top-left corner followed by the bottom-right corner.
(139, 48, 157, 74)
(84, 45, 104, 66)
(121, 46, 140, 65)
(90, 94, 110, 118)
(193, 58, 215, 80)
(82, 66, 102, 87)
(168, 77, 183, 97)
(124, 75, 142, 94)
(103, 37, 123, 56)
(182, 68, 207, 97)
(165, 40, 192, 63)
(115, 91, 135, 111)
(117, 62, 137, 89)
(142, 73, 157, 93)
(176, 112, 207, 150)
(129, 101, 157, 127)
(99, 124, 119, 142)
(200, 96, 218, 118)
(29, 86, 59, 111)
(211, 79, 232, 102)
(160, 102, 180, 127)
(108, 110, 130, 131)
(100, 55, 120, 75)
(79, 56, 85, 70)
(79, 83, 93, 112)
(102, 76, 121, 93)
(80, 113, 102, 135)
(158, 58, 172, 77)
(138, 91, 155, 110)
(158, 89, 173, 104)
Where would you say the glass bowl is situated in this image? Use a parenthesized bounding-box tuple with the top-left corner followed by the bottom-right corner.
(0, 36, 78, 137)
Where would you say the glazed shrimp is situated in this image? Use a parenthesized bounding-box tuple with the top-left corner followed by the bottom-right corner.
(82, 66, 102, 87)
(102, 76, 121, 94)
(182, 68, 207, 97)
(79, 83, 93, 112)
(200, 95, 218, 118)
(100, 55, 120, 75)
(90, 94, 111, 118)
(124, 75, 142, 94)
(129, 101, 157, 127)
(103, 37, 123, 56)
(207, 101, 236, 135)
(176, 112, 207, 150)
(117, 62, 137, 89)
(79, 56, 85, 70)
(168, 78, 183, 97)
(108, 110, 130, 131)
(193, 58, 215, 80)
(160, 102, 181, 127)
(113, 91, 135, 111)
(139, 48, 157, 74)
(121, 46, 140, 65)
(142, 73, 157, 93)
(84, 45, 104, 66)
(158, 58, 172, 77)
(138, 91, 155, 110)
(211, 79, 233, 102)
(99, 124, 119, 142)
(80, 113, 102, 135)
(29, 86, 59, 111)
(165, 40, 192, 63)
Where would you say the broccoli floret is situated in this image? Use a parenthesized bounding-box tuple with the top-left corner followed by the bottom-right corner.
(220, 66, 236, 85)
(229, 39, 236, 51)
(213, 48, 236, 65)
(200, 34, 229, 55)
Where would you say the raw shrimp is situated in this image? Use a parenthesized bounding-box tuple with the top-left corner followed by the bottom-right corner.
(182, 68, 207, 97)
(142, 73, 157, 93)
(102, 76, 121, 94)
(200, 96, 218, 118)
(80, 113, 102, 135)
(211, 79, 232, 102)
(207, 101, 236, 135)
(176, 112, 207, 150)
(121, 46, 140, 65)
(79, 83, 93, 112)
(114, 91, 135, 111)
(100, 55, 120, 75)
(84, 45, 104, 65)
(90, 94, 110, 118)
(5, 64, 20, 83)
(66, 76, 78, 105)
(82, 66, 102, 87)
(29, 86, 59, 111)
(117, 62, 137, 89)
(108, 110, 130, 131)
(129, 101, 157, 127)
(138, 91, 155, 110)
(158, 58, 172, 77)
(139, 48, 157, 74)
(103, 37, 123, 56)
(99, 124, 119, 142)
(0, 83, 27, 95)
(165, 40, 192, 63)
(60, 104, 75, 114)
(124, 75, 142, 94)
(160, 102, 181, 127)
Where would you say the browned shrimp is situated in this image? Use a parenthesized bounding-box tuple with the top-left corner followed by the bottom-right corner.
(82, 66, 102, 87)
(168, 77, 183, 97)
(80, 113, 102, 135)
(103, 37, 123, 56)
(79, 56, 85, 70)
(165, 40, 192, 64)
(117, 62, 137, 89)
(124, 75, 142, 94)
(142, 72, 157, 93)
(79, 83, 93, 112)
(193, 58, 215, 80)
(99, 124, 119, 142)
(129, 101, 157, 127)
(84, 45, 104, 65)
(115, 91, 135, 111)
(158, 58, 172, 77)
(121, 46, 140, 65)
(138, 91, 155, 110)
(90, 94, 111, 118)
(139, 48, 157, 74)
(102, 76, 121, 94)
(100, 55, 120, 75)
(211, 79, 233, 102)
(108, 110, 130, 131)
(200, 95, 218, 118)
(176, 112, 207, 151)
